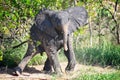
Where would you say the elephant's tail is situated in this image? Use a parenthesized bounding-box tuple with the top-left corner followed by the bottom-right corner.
(12, 40, 30, 49)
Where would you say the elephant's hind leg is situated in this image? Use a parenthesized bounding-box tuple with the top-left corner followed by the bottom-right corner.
(43, 57, 52, 73)
(14, 42, 38, 76)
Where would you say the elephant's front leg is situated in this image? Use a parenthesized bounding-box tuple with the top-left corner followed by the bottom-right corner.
(14, 42, 37, 76)
(44, 42, 62, 75)
(64, 34, 76, 71)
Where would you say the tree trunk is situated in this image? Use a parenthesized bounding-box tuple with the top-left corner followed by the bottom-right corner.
(116, 25, 120, 44)
(88, 16, 92, 46)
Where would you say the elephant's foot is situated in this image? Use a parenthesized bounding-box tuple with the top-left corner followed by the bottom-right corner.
(65, 62, 76, 72)
(43, 65, 52, 74)
(13, 67, 22, 76)
(65, 66, 74, 71)
(42, 70, 52, 74)
(65, 65, 75, 75)
(42, 69, 52, 74)
(56, 68, 63, 76)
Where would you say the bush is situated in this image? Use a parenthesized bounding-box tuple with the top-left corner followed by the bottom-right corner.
(0, 43, 27, 68)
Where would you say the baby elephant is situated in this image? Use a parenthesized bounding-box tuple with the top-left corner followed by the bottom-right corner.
(14, 6, 88, 75)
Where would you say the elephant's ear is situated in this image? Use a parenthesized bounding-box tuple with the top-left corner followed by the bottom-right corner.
(67, 7, 88, 26)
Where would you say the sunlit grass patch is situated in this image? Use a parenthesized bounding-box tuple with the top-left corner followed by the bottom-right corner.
(75, 71, 120, 80)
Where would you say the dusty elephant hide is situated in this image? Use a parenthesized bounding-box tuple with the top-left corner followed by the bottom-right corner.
(14, 6, 88, 76)
(35, 6, 88, 50)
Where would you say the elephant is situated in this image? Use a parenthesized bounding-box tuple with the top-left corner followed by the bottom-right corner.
(14, 6, 88, 76)
(43, 7, 88, 51)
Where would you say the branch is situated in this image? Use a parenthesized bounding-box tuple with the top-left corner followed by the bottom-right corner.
(113, 0, 118, 22)
(114, 0, 118, 13)
(99, 1, 119, 42)
(100, 2, 118, 31)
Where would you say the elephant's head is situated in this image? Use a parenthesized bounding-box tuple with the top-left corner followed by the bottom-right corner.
(50, 7, 88, 51)
(54, 11, 70, 51)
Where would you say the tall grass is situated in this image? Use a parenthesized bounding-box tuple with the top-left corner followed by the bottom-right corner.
(75, 42, 120, 69)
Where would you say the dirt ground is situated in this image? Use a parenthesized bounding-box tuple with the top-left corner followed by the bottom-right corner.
(0, 62, 116, 80)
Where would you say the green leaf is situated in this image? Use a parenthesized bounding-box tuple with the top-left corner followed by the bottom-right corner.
(26, 0, 31, 5)
(9, 24, 16, 29)
(11, 14, 17, 21)
(0, 50, 3, 61)
(2, 27, 10, 35)
(36, 41, 41, 47)
(29, 8, 34, 17)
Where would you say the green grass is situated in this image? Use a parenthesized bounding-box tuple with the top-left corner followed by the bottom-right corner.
(75, 43, 120, 69)
(75, 72, 120, 80)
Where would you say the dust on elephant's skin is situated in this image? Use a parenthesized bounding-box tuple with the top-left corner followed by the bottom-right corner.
(35, 7, 88, 51)
(14, 6, 88, 76)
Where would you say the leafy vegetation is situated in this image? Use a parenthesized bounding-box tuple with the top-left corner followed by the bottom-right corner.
(0, 42, 27, 68)
(28, 53, 47, 66)
(75, 42, 120, 69)
(0, 0, 120, 79)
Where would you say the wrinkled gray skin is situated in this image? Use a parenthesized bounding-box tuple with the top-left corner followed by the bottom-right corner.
(14, 7, 88, 75)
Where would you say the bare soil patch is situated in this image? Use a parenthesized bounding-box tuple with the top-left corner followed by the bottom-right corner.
(0, 62, 116, 80)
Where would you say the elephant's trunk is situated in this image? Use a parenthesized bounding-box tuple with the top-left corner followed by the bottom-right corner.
(63, 21, 70, 51)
